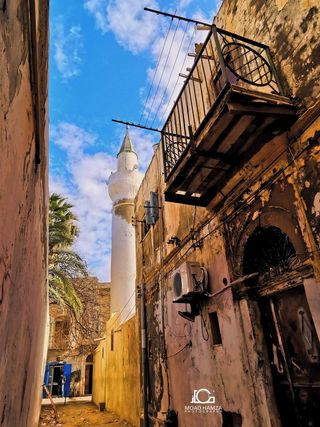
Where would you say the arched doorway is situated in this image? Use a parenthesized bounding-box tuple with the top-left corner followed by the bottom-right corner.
(84, 354, 93, 395)
(243, 226, 320, 427)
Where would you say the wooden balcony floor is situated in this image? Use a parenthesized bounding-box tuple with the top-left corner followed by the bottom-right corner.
(164, 85, 298, 207)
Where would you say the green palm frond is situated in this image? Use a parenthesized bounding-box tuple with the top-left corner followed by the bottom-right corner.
(48, 193, 88, 315)
(49, 193, 80, 250)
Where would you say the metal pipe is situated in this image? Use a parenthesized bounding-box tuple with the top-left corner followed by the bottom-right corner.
(206, 272, 259, 298)
(141, 284, 149, 427)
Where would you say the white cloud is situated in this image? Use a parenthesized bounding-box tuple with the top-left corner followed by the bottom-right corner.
(50, 122, 157, 282)
(83, 0, 215, 126)
(178, 0, 193, 10)
(84, 0, 161, 53)
(52, 19, 83, 79)
(50, 122, 116, 281)
(84, 0, 109, 33)
(50, 122, 96, 159)
(142, 24, 196, 126)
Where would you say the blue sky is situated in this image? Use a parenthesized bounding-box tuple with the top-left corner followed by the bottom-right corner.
(49, 0, 220, 281)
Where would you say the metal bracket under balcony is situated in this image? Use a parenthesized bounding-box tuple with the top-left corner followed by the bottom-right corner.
(161, 26, 298, 207)
(163, 85, 297, 206)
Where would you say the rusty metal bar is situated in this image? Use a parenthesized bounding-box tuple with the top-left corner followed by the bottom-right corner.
(186, 82, 196, 129)
(144, 7, 211, 27)
(196, 64, 206, 119)
(112, 119, 190, 139)
(200, 52, 213, 106)
(212, 25, 228, 86)
(266, 46, 284, 96)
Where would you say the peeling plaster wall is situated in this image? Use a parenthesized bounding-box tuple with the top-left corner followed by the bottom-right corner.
(135, 149, 280, 426)
(134, 23, 320, 424)
(215, 0, 320, 105)
(0, 1, 49, 426)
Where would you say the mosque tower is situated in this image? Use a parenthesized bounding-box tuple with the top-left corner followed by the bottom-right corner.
(108, 129, 143, 323)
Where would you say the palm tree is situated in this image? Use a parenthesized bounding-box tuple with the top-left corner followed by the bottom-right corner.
(49, 193, 87, 313)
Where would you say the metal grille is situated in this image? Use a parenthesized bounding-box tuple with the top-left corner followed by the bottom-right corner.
(161, 26, 284, 180)
(222, 42, 273, 86)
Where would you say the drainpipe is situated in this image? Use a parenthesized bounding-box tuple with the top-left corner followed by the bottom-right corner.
(141, 283, 149, 427)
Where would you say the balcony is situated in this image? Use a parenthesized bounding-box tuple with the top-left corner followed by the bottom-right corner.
(161, 26, 298, 207)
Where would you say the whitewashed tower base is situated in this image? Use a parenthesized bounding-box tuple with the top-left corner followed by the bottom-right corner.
(108, 130, 143, 323)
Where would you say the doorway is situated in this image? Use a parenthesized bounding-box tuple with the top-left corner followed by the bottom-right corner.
(85, 354, 93, 395)
(49, 365, 64, 396)
(243, 226, 320, 427)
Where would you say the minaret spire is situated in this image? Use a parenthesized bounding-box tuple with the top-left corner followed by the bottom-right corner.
(117, 126, 136, 157)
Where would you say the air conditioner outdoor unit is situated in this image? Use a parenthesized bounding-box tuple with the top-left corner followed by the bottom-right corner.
(171, 261, 208, 303)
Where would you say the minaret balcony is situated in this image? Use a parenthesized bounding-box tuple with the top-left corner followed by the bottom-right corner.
(161, 26, 298, 207)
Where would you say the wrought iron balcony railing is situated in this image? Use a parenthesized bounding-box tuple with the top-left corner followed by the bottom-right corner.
(161, 26, 285, 180)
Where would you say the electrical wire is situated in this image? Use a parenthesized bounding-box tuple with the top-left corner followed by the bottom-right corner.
(144, 18, 180, 127)
(139, 17, 175, 125)
(200, 305, 210, 341)
(151, 20, 190, 129)
(118, 303, 136, 325)
(165, 341, 192, 359)
(106, 289, 136, 332)
(159, 24, 198, 126)
(157, 133, 319, 281)
(167, 319, 193, 338)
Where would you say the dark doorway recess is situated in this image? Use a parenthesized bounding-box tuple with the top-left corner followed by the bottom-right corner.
(242, 225, 320, 427)
(85, 354, 93, 395)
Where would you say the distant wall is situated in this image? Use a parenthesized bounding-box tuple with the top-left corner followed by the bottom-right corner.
(0, 1, 49, 426)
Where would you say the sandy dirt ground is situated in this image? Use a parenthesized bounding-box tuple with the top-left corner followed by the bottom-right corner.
(39, 402, 133, 426)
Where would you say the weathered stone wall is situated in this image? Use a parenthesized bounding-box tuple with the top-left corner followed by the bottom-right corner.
(0, 1, 49, 426)
(134, 1, 320, 420)
(135, 132, 320, 426)
(215, 0, 320, 106)
(135, 150, 273, 426)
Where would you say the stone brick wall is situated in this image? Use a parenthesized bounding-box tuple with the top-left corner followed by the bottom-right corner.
(0, 1, 49, 426)
(215, 0, 320, 106)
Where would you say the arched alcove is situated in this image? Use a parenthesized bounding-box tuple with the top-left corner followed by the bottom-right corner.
(243, 225, 297, 277)
(86, 354, 93, 363)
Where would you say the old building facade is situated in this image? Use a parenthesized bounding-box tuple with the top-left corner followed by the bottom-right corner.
(45, 278, 110, 397)
(134, 1, 320, 426)
(0, 1, 49, 426)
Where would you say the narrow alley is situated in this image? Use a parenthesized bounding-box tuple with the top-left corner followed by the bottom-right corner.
(39, 402, 132, 427)
(1, 1, 320, 427)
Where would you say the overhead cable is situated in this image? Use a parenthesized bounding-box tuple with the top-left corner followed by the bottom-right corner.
(139, 17, 175, 125)
(159, 24, 197, 126)
(151, 20, 190, 128)
(144, 18, 180, 126)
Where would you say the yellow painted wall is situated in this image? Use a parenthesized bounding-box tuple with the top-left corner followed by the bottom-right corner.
(93, 314, 141, 426)
(93, 340, 107, 406)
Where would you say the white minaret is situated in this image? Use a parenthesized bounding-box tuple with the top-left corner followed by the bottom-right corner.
(108, 129, 143, 323)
